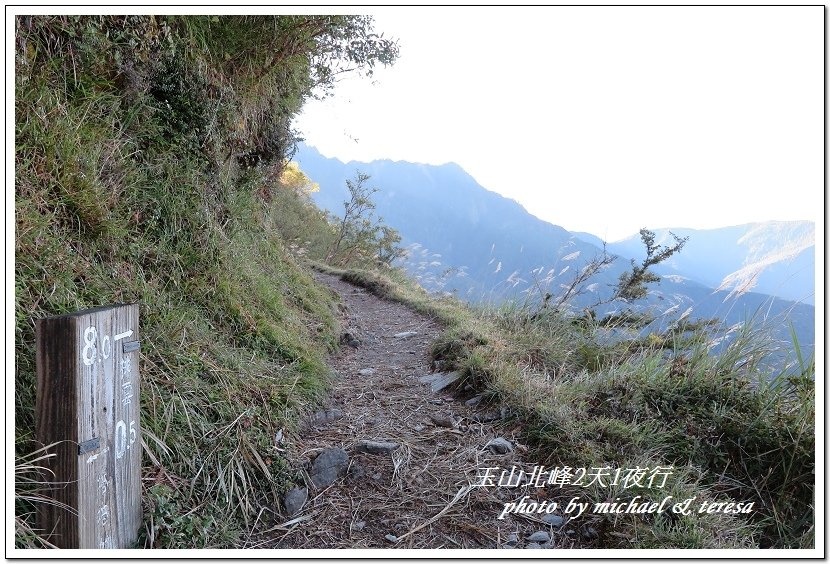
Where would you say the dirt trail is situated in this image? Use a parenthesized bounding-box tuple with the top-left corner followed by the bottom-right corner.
(259, 273, 581, 550)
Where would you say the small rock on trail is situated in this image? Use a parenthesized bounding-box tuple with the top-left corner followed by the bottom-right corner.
(310, 408, 343, 426)
(309, 447, 349, 490)
(393, 331, 418, 338)
(543, 514, 565, 526)
(418, 371, 461, 392)
(486, 437, 513, 454)
(283, 487, 308, 516)
(527, 530, 551, 543)
(355, 440, 400, 454)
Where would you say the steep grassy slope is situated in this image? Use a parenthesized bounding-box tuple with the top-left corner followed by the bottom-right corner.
(14, 15, 390, 548)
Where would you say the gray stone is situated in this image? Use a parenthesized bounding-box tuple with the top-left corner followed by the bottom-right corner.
(310, 408, 343, 426)
(527, 531, 550, 543)
(347, 461, 366, 481)
(526, 542, 542, 549)
(430, 414, 456, 428)
(465, 395, 484, 407)
(542, 514, 565, 526)
(310, 447, 349, 489)
(472, 410, 501, 423)
(358, 368, 376, 376)
(582, 526, 599, 540)
(420, 371, 461, 392)
(283, 487, 307, 516)
(394, 331, 418, 338)
(506, 532, 519, 546)
(486, 437, 513, 455)
(355, 440, 400, 454)
(385, 534, 398, 543)
(353, 520, 366, 531)
(413, 423, 426, 432)
(339, 332, 360, 348)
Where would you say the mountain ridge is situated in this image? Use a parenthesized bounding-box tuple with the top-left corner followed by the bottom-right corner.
(295, 144, 814, 357)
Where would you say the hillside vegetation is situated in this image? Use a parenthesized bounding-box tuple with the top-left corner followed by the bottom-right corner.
(15, 15, 813, 551)
(14, 15, 396, 548)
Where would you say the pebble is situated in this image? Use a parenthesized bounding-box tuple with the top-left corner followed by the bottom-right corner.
(583, 526, 599, 540)
(413, 424, 426, 432)
(347, 462, 366, 481)
(282, 487, 307, 516)
(485, 437, 513, 455)
(506, 532, 518, 546)
(527, 531, 551, 543)
(526, 542, 542, 549)
(542, 514, 564, 526)
(353, 520, 366, 531)
(385, 534, 398, 543)
(310, 408, 343, 425)
(355, 440, 400, 454)
(430, 414, 455, 428)
(394, 331, 418, 338)
(421, 371, 461, 392)
(472, 410, 501, 423)
(465, 395, 484, 407)
(309, 447, 349, 489)
(358, 368, 376, 376)
(339, 332, 360, 348)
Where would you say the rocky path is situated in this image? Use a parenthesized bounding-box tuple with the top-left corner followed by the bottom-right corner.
(256, 273, 581, 550)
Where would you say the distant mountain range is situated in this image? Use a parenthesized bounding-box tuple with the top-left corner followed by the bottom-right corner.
(295, 144, 815, 363)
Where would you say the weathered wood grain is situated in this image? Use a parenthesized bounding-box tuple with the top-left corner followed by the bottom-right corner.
(36, 304, 141, 549)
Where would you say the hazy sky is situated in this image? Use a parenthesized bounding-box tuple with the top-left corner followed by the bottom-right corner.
(294, 6, 823, 241)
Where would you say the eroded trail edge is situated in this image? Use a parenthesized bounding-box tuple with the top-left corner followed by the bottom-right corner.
(264, 273, 580, 550)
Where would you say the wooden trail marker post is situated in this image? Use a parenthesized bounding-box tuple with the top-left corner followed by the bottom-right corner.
(36, 304, 142, 549)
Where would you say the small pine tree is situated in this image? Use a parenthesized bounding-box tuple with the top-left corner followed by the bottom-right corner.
(613, 228, 688, 302)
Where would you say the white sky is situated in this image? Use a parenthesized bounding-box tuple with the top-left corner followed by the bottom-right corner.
(294, 6, 823, 242)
